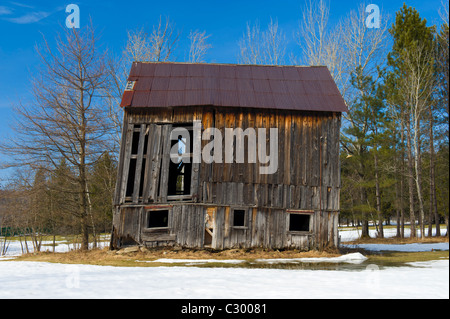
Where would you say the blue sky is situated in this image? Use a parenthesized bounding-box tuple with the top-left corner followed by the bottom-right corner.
(0, 0, 446, 182)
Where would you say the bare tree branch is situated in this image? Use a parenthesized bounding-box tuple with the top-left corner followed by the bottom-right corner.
(188, 30, 212, 63)
(238, 18, 286, 65)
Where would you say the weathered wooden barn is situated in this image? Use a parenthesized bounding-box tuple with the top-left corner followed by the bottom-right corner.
(111, 62, 347, 251)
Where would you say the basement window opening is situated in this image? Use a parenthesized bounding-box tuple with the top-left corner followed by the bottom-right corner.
(147, 210, 169, 228)
(289, 213, 311, 232)
(232, 209, 246, 227)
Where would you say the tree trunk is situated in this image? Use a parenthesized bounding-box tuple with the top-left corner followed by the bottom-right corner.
(374, 150, 383, 238)
(413, 115, 425, 238)
(400, 115, 405, 238)
(395, 177, 401, 238)
(406, 116, 416, 238)
(428, 108, 440, 237)
(79, 82, 89, 251)
(80, 177, 89, 251)
(360, 187, 370, 238)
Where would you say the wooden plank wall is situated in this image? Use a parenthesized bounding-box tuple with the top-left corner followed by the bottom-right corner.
(116, 107, 340, 209)
(113, 204, 339, 250)
(112, 106, 341, 250)
(197, 107, 341, 213)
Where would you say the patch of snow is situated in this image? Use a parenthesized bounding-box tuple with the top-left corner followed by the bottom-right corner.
(339, 226, 447, 242)
(406, 260, 449, 268)
(140, 253, 368, 265)
(343, 242, 449, 252)
(255, 253, 368, 264)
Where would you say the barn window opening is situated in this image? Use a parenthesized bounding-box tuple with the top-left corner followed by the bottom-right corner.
(289, 214, 311, 232)
(232, 209, 246, 227)
(147, 210, 169, 228)
(168, 126, 193, 197)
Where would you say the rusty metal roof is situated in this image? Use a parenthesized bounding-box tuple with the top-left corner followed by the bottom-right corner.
(120, 62, 347, 112)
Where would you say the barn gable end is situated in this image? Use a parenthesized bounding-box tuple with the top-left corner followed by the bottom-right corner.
(112, 62, 346, 251)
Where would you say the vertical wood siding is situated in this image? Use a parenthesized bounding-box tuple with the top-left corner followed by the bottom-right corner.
(112, 106, 341, 250)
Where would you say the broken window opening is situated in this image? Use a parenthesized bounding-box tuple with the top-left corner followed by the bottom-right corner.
(289, 214, 311, 232)
(147, 210, 169, 228)
(168, 126, 193, 197)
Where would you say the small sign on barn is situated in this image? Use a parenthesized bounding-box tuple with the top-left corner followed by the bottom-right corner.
(111, 62, 347, 250)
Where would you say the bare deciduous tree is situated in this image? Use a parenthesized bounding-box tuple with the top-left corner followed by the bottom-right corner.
(238, 21, 263, 65)
(238, 18, 286, 65)
(263, 18, 286, 65)
(124, 16, 180, 63)
(398, 43, 436, 238)
(296, 0, 330, 66)
(188, 30, 212, 63)
(0, 23, 113, 250)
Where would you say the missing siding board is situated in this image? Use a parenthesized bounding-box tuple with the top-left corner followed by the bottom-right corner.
(125, 158, 137, 198)
(131, 130, 141, 155)
(139, 158, 146, 197)
(143, 131, 149, 155)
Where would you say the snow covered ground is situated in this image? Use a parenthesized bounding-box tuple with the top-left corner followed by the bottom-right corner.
(0, 259, 447, 299)
(0, 230, 448, 299)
